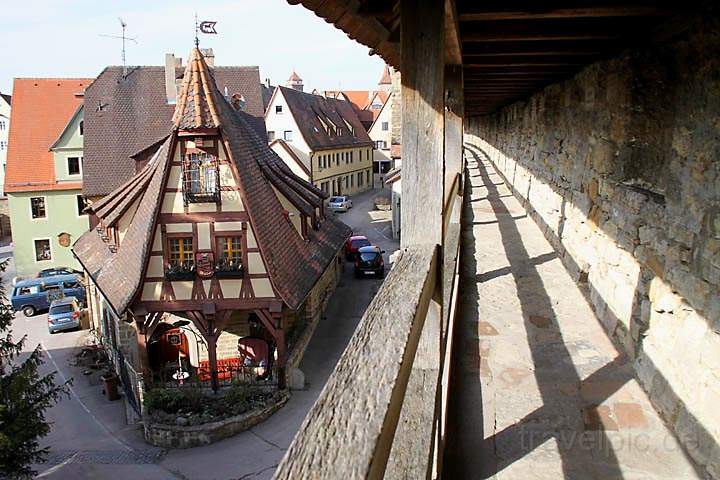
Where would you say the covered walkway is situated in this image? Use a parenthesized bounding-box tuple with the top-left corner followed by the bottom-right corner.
(445, 147, 702, 479)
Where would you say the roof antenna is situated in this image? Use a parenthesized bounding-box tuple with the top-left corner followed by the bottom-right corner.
(99, 17, 138, 77)
(194, 13, 200, 48)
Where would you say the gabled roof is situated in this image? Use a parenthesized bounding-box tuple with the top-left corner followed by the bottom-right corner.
(367, 90, 391, 124)
(82, 64, 266, 197)
(279, 86, 373, 150)
(50, 105, 83, 150)
(75, 49, 350, 314)
(4, 78, 92, 193)
(270, 139, 311, 177)
(0, 93, 10, 106)
(288, 70, 302, 82)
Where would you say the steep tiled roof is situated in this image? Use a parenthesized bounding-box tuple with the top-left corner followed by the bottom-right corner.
(288, 70, 302, 82)
(75, 49, 350, 313)
(4, 78, 92, 193)
(83, 65, 265, 197)
(280, 86, 373, 150)
(378, 64, 392, 85)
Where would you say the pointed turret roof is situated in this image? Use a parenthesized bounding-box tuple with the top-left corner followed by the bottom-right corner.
(378, 64, 392, 85)
(288, 70, 302, 82)
(74, 48, 350, 315)
(173, 48, 223, 129)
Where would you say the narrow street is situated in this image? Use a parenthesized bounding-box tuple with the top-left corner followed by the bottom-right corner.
(8, 187, 398, 480)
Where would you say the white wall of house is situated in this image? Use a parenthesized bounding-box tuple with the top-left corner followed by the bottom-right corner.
(368, 93, 393, 174)
(0, 96, 11, 198)
(264, 89, 311, 154)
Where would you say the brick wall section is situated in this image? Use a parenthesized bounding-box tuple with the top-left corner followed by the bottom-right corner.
(465, 14, 720, 477)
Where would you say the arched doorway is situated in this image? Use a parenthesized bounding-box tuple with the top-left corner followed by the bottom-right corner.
(147, 324, 190, 379)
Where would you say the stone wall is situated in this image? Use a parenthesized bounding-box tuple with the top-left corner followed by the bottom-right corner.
(465, 13, 720, 478)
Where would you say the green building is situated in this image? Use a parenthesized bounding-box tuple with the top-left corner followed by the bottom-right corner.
(4, 78, 93, 277)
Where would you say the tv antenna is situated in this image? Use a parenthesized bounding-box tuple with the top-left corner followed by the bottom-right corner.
(99, 17, 138, 76)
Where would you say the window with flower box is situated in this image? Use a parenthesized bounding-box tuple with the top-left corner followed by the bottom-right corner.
(166, 237, 195, 279)
(215, 236, 243, 277)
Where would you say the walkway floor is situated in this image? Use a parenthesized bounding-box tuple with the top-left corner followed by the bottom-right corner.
(445, 149, 702, 479)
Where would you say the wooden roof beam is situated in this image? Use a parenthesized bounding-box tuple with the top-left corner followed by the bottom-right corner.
(445, 0, 463, 65)
(458, 5, 675, 22)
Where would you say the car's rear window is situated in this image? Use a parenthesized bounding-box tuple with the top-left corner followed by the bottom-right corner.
(359, 252, 380, 261)
(352, 239, 371, 248)
(50, 304, 73, 314)
(330, 197, 343, 203)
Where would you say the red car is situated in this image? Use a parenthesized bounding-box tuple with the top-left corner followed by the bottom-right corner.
(344, 235, 371, 260)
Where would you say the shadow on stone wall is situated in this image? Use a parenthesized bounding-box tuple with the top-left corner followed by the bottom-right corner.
(465, 143, 716, 478)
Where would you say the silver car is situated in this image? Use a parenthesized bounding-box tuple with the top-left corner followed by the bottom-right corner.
(47, 297, 82, 333)
(328, 195, 353, 212)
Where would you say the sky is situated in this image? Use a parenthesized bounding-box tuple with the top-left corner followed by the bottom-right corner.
(0, 0, 386, 94)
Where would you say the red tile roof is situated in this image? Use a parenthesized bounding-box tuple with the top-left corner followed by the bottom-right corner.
(5, 78, 92, 193)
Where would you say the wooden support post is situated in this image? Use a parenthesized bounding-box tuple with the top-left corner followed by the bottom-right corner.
(276, 323, 287, 390)
(400, 0, 445, 248)
(388, 0, 447, 478)
(207, 332, 220, 392)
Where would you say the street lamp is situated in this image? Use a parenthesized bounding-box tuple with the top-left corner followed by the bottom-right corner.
(171, 319, 207, 383)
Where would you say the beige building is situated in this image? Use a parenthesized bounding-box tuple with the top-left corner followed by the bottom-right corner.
(265, 81, 374, 197)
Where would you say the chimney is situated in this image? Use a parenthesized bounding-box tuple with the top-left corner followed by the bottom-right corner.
(200, 48, 215, 67)
(265, 78, 271, 87)
(165, 53, 177, 105)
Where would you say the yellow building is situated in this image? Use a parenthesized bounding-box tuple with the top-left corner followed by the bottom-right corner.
(265, 82, 374, 197)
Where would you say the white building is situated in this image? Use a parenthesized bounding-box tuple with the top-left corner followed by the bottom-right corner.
(0, 93, 11, 198)
(265, 76, 375, 197)
(367, 90, 392, 178)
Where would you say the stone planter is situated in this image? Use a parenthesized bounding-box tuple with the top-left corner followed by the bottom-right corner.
(143, 391, 289, 448)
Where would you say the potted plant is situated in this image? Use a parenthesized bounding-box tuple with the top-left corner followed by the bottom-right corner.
(215, 258, 244, 278)
(165, 261, 196, 281)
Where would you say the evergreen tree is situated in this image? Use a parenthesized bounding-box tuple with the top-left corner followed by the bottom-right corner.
(0, 262, 69, 479)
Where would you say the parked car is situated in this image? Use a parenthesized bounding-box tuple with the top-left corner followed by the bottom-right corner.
(11, 274, 86, 317)
(344, 235, 371, 260)
(47, 297, 83, 333)
(354, 246, 385, 278)
(38, 266, 82, 278)
(328, 195, 353, 212)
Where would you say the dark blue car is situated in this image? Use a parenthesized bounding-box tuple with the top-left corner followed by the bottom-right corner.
(11, 274, 86, 317)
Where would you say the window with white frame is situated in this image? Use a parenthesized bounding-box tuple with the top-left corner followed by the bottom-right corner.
(34, 239, 51, 261)
(283, 130, 293, 141)
(382, 121, 389, 131)
(30, 197, 46, 219)
(0, 141, 6, 151)
(267, 130, 275, 141)
(275, 105, 283, 114)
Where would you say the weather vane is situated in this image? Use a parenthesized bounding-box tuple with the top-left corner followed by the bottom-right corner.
(194, 14, 218, 47)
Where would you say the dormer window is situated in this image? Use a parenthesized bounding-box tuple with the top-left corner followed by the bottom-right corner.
(182, 150, 220, 204)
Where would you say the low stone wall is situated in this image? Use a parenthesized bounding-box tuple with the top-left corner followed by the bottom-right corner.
(143, 391, 289, 448)
(465, 12, 719, 478)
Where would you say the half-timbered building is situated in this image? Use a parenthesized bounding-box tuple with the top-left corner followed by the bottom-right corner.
(73, 48, 350, 397)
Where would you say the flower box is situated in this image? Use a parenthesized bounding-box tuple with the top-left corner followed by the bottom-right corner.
(165, 263, 196, 281)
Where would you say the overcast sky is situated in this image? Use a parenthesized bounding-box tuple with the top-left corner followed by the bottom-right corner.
(0, 0, 386, 94)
